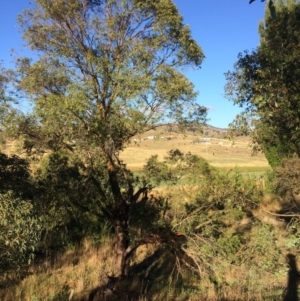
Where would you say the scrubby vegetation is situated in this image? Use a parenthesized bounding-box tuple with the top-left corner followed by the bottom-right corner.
(1, 0, 300, 300)
(1, 148, 300, 300)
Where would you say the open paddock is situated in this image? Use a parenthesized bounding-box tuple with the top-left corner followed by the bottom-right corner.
(121, 133, 270, 174)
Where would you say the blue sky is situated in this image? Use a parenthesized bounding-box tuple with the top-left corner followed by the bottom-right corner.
(0, 0, 266, 128)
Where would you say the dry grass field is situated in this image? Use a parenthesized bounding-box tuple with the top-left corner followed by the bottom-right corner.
(1, 126, 270, 175)
(121, 129, 270, 173)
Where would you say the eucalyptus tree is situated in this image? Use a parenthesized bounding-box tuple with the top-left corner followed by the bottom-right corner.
(225, 0, 300, 167)
(16, 0, 206, 277)
(0, 64, 16, 140)
(0, 65, 8, 104)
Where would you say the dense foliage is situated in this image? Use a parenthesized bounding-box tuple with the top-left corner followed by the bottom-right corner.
(225, 0, 300, 167)
(0, 192, 41, 272)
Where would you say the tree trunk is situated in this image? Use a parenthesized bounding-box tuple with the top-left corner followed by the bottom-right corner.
(106, 154, 135, 277)
(113, 217, 132, 277)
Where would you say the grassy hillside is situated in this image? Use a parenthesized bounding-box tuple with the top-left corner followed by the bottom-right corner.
(1, 125, 270, 174)
(121, 126, 269, 174)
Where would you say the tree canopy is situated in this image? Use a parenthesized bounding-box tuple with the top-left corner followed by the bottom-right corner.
(9, 0, 207, 277)
(225, 0, 300, 167)
(15, 0, 207, 157)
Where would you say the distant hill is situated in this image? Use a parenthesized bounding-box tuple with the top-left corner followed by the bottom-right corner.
(201, 124, 228, 138)
(138, 123, 229, 140)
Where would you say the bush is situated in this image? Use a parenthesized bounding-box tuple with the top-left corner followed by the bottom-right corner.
(0, 153, 32, 198)
(274, 157, 300, 201)
(158, 164, 266, 287)
(0, 192, 41, 271)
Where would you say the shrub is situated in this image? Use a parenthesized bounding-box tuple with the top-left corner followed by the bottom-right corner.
(274, 156, 300, 200)
(0, 192, 41, 271)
